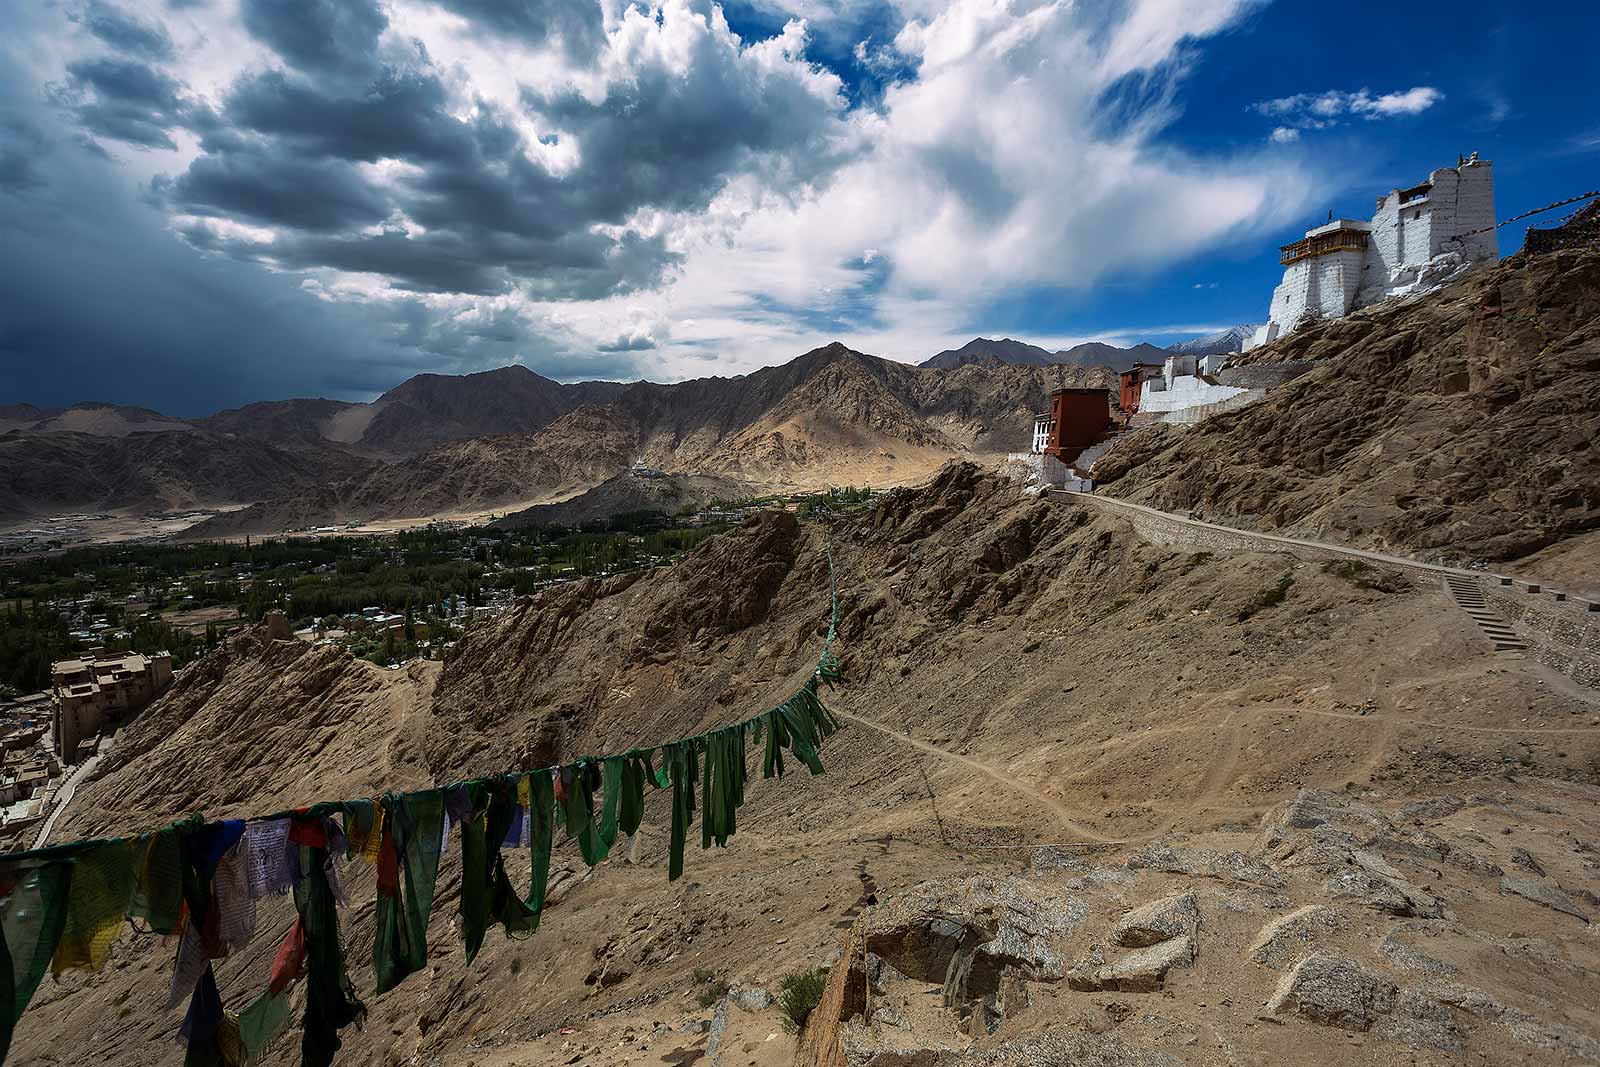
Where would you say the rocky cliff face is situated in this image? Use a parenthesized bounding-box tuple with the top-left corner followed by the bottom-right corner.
(1096, 245, 1600, 562)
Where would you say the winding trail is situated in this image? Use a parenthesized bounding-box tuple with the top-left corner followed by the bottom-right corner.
(833, 709, 1128, 844)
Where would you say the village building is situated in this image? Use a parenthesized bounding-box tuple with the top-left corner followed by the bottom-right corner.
(1245, 155, 1497, 350)
(50, 650, 173, 762)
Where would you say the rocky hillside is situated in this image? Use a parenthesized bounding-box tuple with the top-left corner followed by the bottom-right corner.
(1096, 244, 1600, 563)
(20, 465, 1600, 1066)
(494, 471, 755, 530)
(0, 428, 378, 521)
(187, 345, 1119, 535)
(196, 367, 630, 460)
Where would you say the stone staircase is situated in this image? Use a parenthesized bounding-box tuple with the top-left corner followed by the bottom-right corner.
(1073, 432, 1128, 476)
(1442, 574, 1525, 652)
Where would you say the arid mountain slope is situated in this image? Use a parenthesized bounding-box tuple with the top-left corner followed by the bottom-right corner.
(1096, 244, 1600, 562)
(0, 429, 379, 520)
(23, 465, 1600, 1067)
(196, 368, 630, 459)
(190, 345, 1119, 534)
(494, 471, 754, 530)
(191, 411, 636, 536)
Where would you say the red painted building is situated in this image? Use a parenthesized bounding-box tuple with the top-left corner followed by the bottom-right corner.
(1118, 363, 1163, 413)
(1042, 388, 1110, 463)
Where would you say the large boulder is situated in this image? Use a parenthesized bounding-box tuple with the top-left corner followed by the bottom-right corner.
(1111, 891, 1200, 947)
(1067, 935, 1196, 993)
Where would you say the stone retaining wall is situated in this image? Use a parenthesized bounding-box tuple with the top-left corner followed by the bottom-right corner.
(1482, 579, 1600, 689)
(1058, 492, 1600, 691)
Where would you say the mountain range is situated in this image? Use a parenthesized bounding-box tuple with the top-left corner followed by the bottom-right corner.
(0, 326, 1249, 535)
(919, 336, 1174, 371)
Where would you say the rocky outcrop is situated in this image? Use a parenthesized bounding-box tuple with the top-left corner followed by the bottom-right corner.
(1096, 245, 1600, 562)
(1125, 840, 1284, 887)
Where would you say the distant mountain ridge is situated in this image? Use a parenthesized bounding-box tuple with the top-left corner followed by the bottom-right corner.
(920, 336, 1215, 372)
(1167, 324, 1261, 357)
(185, 344, 1120, 536)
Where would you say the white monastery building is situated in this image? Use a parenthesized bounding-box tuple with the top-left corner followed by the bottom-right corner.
(1245, 155, 1497, 350)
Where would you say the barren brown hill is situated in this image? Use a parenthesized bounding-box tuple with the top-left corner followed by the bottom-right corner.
(1094, 244, 1600, 563)
(21, 465, 1600, 1067)
(494, 471, 756, 530)
(191, 344, 1118, 535)
(0, 428, 378, 521)
(192, 409, 637, 536)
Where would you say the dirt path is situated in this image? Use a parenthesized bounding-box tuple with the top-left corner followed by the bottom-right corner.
(834, 709, 1128, 844)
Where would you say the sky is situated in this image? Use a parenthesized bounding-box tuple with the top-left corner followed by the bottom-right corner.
(1, 0, 1596, 416)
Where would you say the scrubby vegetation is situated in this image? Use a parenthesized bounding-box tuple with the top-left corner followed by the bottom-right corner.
(777, 967, 829, 1033)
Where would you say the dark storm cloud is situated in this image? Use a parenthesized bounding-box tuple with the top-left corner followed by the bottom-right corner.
(0, 118, 50, 193)
(76, 1, 176, 60)
(224, 68, 464, 163)
(167, 146, 391, 230)
(432, 0, 605, 61)
(142, 0, 851, 302)
(60, 56, 192, 148)
(240, 0, 387, 81)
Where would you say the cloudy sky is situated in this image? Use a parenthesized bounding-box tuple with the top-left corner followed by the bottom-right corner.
(2, 0, 1595, 414)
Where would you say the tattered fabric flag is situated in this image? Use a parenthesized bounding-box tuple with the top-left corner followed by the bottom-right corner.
(358, 804, 385, 865)
(460, 778, 541, 962)
(456, 783, 491, 963)
(0, 856, 70, 1065)
(51, 838, 136, 975)
(526, 771, 556, 920)
(293, 817, 365, 1067)
(213, 838, 256, 955)
(268, 918, 306, 995)
(340, 800, 376, 862)
(129, 821, 188, 935)
(179, 963, 225, 1067)
(665, 740, 700, 881)
(700, 725, 748, 851)
(560, 762, 607, 867)
(235, 989, 291, 1062)
(244, 820, 292, 900)
(596, 757, 623, 857)
(484, 777, 538, 942)
(372, 790, 443, 995)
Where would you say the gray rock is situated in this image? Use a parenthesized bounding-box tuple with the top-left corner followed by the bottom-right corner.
(1377, 931, 1457, 976)
(1067, 935, 1195, 993)
(1508, 847, 1545, 876)
(1398, 795, 1466, 820)
(1112, 892, 1200, 948)
(734, 986, 772, 1011)
(1247, 904, 1336, 969)
(705, 996, 731, 1064)
(1499, 875, 1590, 922)
(1266, 951, 1396, 1031)
(1126, 841, 1284, 888)
(1030, 845, 1089, 874)
(1374, 989, 1462, 1052)
(1325, 852, 1441, 918)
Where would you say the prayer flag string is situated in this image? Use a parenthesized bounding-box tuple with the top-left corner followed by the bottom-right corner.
(0, 548, 845, 1066)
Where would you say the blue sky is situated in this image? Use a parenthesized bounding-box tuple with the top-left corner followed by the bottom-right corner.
(1, 0, 1596, 414)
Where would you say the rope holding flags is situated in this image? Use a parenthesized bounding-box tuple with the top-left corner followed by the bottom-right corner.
(0, 545, 847, 1067)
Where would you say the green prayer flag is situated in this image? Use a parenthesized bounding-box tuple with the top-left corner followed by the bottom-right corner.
(373, 790, 443, 995)
(527, 772, 555, 920)
(618, 756, 646, 838)
(484, 778, 537, 943)
(128, 824, 184, 934)
(457, 783, 491, 963)
(665, 741, 699, 881)
(0, 858, 70, 1064)
(596, 757, 623, 856)
(294, 834, 364, 1067)
(237, 989, 291, 1061)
